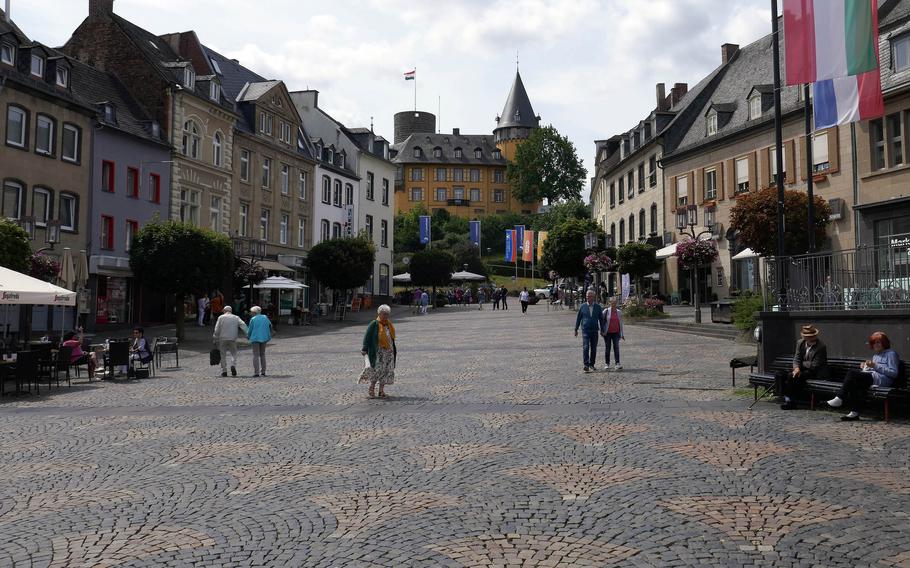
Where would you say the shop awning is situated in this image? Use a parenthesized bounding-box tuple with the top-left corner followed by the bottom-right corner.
(655, 243, 677, 259)
(257, 260, 296, 273)
(732, 248, 760, 260)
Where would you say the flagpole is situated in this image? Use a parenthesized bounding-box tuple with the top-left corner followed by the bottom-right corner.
(771, 0, 786, 260)
(414, 67, 417, 111)
(804, 83, 816, 253)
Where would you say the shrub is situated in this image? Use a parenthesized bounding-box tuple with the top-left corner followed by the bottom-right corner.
(622, 296, 667, 318)
(732, 294, 765, 331)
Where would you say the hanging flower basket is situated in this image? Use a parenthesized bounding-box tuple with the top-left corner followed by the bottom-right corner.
(583, 252, 614, 272)
(675, 239, 718, 269)
(29, 253, 60, 283)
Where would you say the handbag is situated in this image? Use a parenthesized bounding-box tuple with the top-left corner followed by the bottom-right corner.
(209, 348, 221, 366)
(358, 353, 374, 384)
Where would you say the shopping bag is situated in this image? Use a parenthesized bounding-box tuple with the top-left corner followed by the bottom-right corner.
(358, 353, 374, 384)
(209, 348, 221, 366)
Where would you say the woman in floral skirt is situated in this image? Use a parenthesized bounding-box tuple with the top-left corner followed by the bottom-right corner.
(360, 304, 397, 398)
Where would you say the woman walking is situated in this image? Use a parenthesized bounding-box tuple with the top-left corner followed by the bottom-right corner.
(361, 304, 397, 399)
(247, 306, 273, 377)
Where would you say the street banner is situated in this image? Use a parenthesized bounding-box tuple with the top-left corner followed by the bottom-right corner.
(505, 230, 516, 262)
(522, 230, 534, 262)
(515, 225, 525, 253)
(344, 205, 354, 237)
(537, 230, 548, 260)
(419, 215, 431, 245)
(469, 220, 481, 248)
(621, 274, 631, 302)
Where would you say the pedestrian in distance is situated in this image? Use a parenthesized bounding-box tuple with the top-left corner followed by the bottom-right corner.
(574, 290, 604, 373)
(420, 290, 430, 314)
(492, 288, 501, 310)
(519, 287, 530, 314)
(246, 306, 273, 377)
(197, 293, 209, 327)
(500, 286, 509, 310)
(209, 290, 224, 325)
(827, 331, 900, 421)
(361, 304, 397, 399)
(464, 288, 472, 307)
(478, 287, 486, 310)
(600, 297, 625, 371)
(213, 305, 247, 377)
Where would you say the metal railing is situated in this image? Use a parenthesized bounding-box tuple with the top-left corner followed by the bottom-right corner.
(763, 243, 910, 311)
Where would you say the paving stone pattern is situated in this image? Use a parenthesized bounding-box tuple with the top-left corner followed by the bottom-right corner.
(1, 307, 909, 567)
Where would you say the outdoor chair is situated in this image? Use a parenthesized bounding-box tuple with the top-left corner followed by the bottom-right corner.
(105, 341, 130, 379)
(13, 351, 39, 395)
(131, 339, 155, 378)
(155, 336, 179, 368)
(53, 346, 73, 388)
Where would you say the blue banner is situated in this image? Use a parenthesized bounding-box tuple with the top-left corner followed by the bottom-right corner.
(515, 225, 525, 252)
(419, 215, 431, 245)
(504, 230, 514, 262)
(469, 220, 481, 248)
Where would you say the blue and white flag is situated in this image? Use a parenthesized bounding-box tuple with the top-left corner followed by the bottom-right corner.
(469, 220, 481, 248)
(505, 230, 515, 262)
(419, 215, 431, 245)
(515, 225, 525, 252)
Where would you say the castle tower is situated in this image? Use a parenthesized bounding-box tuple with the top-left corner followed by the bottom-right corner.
(493, 70, 540, 161)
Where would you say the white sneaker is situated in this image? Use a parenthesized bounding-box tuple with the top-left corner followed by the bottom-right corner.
(614, 364, 623, 371)
(827, 396, 843, 408)
(603, 365, 612, 371)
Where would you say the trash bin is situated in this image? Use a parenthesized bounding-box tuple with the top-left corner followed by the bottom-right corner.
(711, 300, 734, 324)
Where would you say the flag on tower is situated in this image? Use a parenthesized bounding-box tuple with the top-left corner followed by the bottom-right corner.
(404, 69, 416, 81)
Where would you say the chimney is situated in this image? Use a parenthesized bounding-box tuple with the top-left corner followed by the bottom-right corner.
(4, 0, 10, 23)
(89, 0, 114, 18)
(655, 83, 668, 111)
(670, 82, 689, 106)
(721, 43, 740, 64)
(452, 127, 460, 136)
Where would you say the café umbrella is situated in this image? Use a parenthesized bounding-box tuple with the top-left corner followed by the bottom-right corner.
(0, 266, 76, 306)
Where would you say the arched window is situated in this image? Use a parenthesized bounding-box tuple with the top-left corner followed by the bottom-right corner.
(413, 146, 422, 158)
(182, 120, 200, 158)
(650, 203, 658, 235)
(433, 146, 442, 158)
(320, 219, 330, 242)
(212, 132, 223, 166)
(639, 209, 646, 239)
(332, 222, 342, 238)
(454, 147, 463, 158)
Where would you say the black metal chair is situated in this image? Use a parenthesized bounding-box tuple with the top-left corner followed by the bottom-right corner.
(12, 351, 39, 395)
(155, 336, 179, 368)
(105, 341, 130, 379)
(130, 339, 155, 378)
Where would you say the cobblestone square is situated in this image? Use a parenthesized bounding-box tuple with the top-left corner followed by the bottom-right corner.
(2, 307, 909, 567)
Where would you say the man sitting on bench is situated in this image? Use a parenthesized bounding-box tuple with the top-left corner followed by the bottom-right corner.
(826, 331, 900, 421)
(781, 325, 829, 410)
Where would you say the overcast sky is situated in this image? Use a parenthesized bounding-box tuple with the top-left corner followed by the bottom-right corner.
(13, 0, 774, 199)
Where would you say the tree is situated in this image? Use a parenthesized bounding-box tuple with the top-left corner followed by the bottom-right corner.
(130, 221, 232, 340)
(531, 200, 591, 231)
(539, 217, 602, 280)
(308, 235, 376, 304)
(730, 187, 831, 256)
(507, 125, 588, 205)
(394, 203, 427, 253)
(233, 258, 266, 303)
(616, 242, 660, 298)
(409, 249, 455, 306)
(0, 219, 31, 273)
(450, 242, 488, 276)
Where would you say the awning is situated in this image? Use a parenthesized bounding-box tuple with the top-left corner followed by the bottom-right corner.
(392, 273, 411, 283)
(655, 243, 677, 259)
(257, 260, 296, 273)
(732, 248, 760, 260)
(244, 276, 307, 290)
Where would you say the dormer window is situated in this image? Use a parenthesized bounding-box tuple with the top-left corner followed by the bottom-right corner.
(474, 148, 483, 159)
(210, 58, 222, 75)
(454, 147, 463, 158)
(30, 54, 45, 78)
(314, 143, 322, 159)
(413, 146, 422, 158)
(433, 147, 442, 158)
(328, 147, 335, 163)
(707, 111, 718, 136)
(894, 33, 910, 72)
(150, 121, 161, 139)
(748, 94, 762, 120)
(340, 151, 346, 168)
(493, 149, 502, 160)
(1, 42, 15, 66)
(55, 66, 69, 88)
(103, 104, 116, 124)
(209, 81, 220, 101)
(183, 67, 195, 89)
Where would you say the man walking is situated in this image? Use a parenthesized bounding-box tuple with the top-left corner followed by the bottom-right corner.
(574, 290, 604, 373)
(420, 290, 430, 314)
(500, 286, 509, 310)
(519, 287, 530, 314)
(213, 306, 247, 377)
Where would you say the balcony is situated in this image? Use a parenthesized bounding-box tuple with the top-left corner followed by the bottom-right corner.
(447, 199, 471, 207)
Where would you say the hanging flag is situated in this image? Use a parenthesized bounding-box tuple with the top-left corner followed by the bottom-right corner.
(515, 225, 525, 255)
(504, 230, 516, 262)
(784, 0, 879, 86)
(813, 68, 883, 128)
(537, 231, 548, 260)
(404, 69, 416, 81)
(522, 230, 534, 262)
(419, 215, 431, 245)
(469, 220, 481, 248)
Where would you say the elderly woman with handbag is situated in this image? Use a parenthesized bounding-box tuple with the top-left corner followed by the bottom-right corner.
(360, 304, 396, 399)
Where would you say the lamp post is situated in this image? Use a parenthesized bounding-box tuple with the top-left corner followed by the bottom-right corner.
(676, 204, 714, 324)
(20, 216, 61, 253)
(232, 235, 267, 310)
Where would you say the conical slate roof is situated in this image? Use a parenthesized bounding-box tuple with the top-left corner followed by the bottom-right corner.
(495, 71, 539, 130)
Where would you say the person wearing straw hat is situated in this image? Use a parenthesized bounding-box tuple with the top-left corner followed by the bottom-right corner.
(780, 324, 829, 410)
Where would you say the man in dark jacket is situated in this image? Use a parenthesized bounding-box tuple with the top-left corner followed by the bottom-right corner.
(574, 290, 604, 373)
(780, 324, 829, 410)
(500, 286, 509, 310)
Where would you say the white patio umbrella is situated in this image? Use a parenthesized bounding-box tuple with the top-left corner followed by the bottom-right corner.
(392, 272, 411, 283)
(0, 266, 76, 305)
(57, 248, 75, 336)
(450, 270, 486, 282)
(74, 250, 89, 317)
(244, 276, 307, 290)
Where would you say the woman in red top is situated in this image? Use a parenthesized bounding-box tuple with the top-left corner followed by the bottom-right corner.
(62, 329, 95, 378)
(601, 298, 625, 371)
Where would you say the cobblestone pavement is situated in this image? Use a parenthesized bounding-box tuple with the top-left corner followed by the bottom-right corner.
(2, 306, 909, 567)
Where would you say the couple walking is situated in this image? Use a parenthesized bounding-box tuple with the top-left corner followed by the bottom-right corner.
(212, 305, 272, 377)
(573, 290, 624, 373)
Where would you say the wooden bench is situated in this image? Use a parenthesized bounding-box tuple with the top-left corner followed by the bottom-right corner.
(729, 355, 758, 387)
(749, 355, 909, 421)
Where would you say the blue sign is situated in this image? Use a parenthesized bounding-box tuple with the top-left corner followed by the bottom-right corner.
(504, 230, 514, 262)
(419, 215, 431, 245)
(515, 225, 525, 252)
(469, 220, 481, 247)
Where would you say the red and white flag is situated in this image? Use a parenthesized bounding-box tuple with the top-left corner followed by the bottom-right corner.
(403, 69, 416, 81)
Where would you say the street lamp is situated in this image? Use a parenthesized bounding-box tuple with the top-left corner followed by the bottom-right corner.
(678, 204, 714, 324)
(20, 216, 60, 253)
(232, 235, 267, 309)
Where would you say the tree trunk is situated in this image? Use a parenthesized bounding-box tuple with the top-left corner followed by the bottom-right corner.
(175, 292, 185, 342)
(431, 285, 436, 310)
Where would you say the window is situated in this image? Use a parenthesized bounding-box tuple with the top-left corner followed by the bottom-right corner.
(887, 113, 903, 167)
(125, 220, 138, 252)
(100, 215, 114, 250)
(332, 222, 342, 239)
(707, 112, 718, 136)
(240, 149, 251, 182)
(32, 187, 51, 225)
(261, 157, 272, 188)
(470, 188, 481, 202)
(676, 175, 688, 207)
(435, 167, 446, 181)
(629, 214, 635, 242)
(279, 121, 291, 144)
(345, 183, 353, 205)
(210, 196, 221, 232)
(454, 147, 463, 158)
(340, 151, 346, 169)
(410, 188, 423, 201)
(365, 214, 374, 240)
(260, 209, 270, 241)
(433, 147, 442, 158)
(705, 169, 717, 200)
(179, 189, 199, 225)
(0, 42, 14, 66)
(812, 132, 830, 171)
(279, 214, 289, 244)
(103, 105, 117, 124)
(298, 171, 307, 200)
(453, 168, 464, 182)
(366, 172, 375, 199)
(619, 219, 625, 244)
(769, 145, 786, 182)
(474, 148, 482, 159)
(453, 187, 465, 200)
(609, 183, 615, 208)
(470, 169, 481, 182)
(381, 220, 388, 248)
(749, 95, 762, 120)
(735, 157, 749, 193)
(209, 81, 219, 101)
(35, 114, 54, 155)
(297, 217, 306, 248)
(62, 123, 80, 162)
(410, 167, 424, 181)
(618, 178, 625, 203)
(59, 193, 76, 231)
(894, 34, 910, 72)
(322, 176, 331, 203)
(637, 163, 645, 192)
(101, 161, 115, 192)
(280, 164, 290, 194)
(413, 146, 422, 158)
(127, 167, 139, 197)
(610, 223, 616, 245)
(494, 169, 505, 183)
(181, 120, 200, 159)
(239, 203, 249, 237)
(650, 203, 658, 235)
(649, 155, 657, 186)
(30, 54, 44, 78)
(212, 132, 223, 167)
(493, 189, 504, 203)
(493, 149, 502, 160)
(379, 264, 390, 295)
(148, 173, 161, 203)
(639, 210, 645, 239)
(333, 180, 342, 207)
(435, 188, 447, 201)
(2, 181, 22, 219)
(6, 106, 26, 148)
(382, 179, 389, 205)
(628, 172, 634, 198)
(320, 219, 330, 242)
(183, 67, 195, 89)
(259, 112, 272, 136)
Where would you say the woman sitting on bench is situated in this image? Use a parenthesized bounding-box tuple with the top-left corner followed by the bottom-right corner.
(827, 331, 900, 421)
